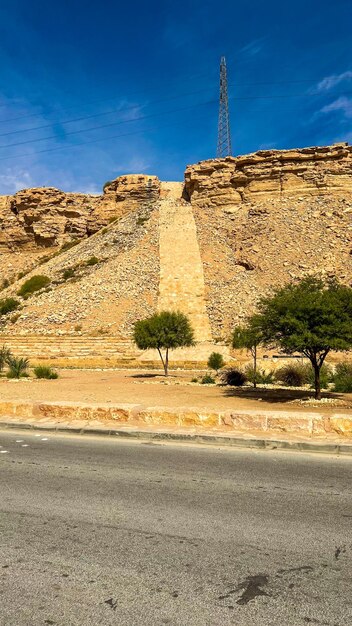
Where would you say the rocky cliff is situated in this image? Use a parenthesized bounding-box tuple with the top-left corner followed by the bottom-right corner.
(0, 174, 160, 251)
(0, 144, 351, 347)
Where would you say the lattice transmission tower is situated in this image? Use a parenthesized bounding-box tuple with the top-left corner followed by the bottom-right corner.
(216, 56, 232, 158)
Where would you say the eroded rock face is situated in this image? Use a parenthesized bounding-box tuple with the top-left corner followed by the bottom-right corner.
(0, 175, 161, 250)
(184, 143, 352, 211)
(95, 174, 160, 226)
(186, 143, 352, 338)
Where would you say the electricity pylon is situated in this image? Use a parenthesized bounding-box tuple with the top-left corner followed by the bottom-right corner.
(216, 56, 232, 158)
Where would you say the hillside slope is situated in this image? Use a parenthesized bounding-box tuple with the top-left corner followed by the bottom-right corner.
(0, 143, 351, 359)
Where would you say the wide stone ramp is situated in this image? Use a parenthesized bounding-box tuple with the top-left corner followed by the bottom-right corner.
(158, 183, 212, 342)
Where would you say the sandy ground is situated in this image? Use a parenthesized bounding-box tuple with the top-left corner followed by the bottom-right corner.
(0, 369, 351, 414)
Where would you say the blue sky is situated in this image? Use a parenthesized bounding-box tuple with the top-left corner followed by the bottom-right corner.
(0, 0, 351, 194)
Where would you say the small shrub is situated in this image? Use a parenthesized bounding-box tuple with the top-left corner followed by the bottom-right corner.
(244, 364, 275, 385)
(85, 256, 100, 266)
(103, 180, 113, 192)
(62, 267, 76, 280)
(275, 362, 331, 389)
(34, 365, 58, 380)
(1, 278, 10, 290)
(38, 254, 52, 265)
(207, 352, 225, 372)
(201, 374, 216, 384)
(18, 275, 51, 297)
(332, 362, 352, 393)
(6, 356, 29, 379)
(60, 240, 79, 252)
(275, 363, 308, 387)
(101, 227, 108, 235)
(0, 297, 20, 316)
(136, 215, 149, 226)
(108, 216, 118, 223)
(74, 324, 82, 332)
(220, 368, 247, 387)
(191, 377, 198, 383)
(0, 345, 12, 372)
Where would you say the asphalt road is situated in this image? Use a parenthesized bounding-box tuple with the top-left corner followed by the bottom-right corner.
(1, 432, 352, 626)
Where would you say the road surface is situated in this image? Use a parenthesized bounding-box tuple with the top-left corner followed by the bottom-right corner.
(1, 431, 352, 625)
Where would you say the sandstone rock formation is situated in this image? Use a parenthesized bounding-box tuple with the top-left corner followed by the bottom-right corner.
(0, 174, 160, 251)
(0, 144, 351, 365)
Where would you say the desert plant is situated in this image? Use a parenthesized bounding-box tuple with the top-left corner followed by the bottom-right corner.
(201, 374, 216, 384)
(220, 368, 247, 387)
(331, 362, 352, 393)
(62, 268, 76, 280)
(85, 256, 100, 266)
(0, 345, 12, 372)
(1, 278, 10, 290)
(191, 377, 198, 383)
(60, 240, 79, 252)
(103, 180, 113, 192)
(18, 275, 50, 297)
(34, 366, 59, 380)
(6, 356, 29, 379)
(275, 362, 331, 389)
(0, 297, 20, 316)
(207, 352, 225, 372)
(244, 364, 275, 385)
(275, 363, 308, 387)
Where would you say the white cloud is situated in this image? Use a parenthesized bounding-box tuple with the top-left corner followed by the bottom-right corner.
(320, 96, 352, 119)
(317, 71, 352, 91)
(80, 183, 101, 195)
(0, 168, 33, 194)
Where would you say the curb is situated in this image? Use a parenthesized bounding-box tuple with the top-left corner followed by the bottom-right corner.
(0, 420, 351, 455)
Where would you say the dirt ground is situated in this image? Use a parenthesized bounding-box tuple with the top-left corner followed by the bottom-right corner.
(0, 369, 351, 414)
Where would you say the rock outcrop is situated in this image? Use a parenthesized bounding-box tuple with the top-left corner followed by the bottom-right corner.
(0, 174, 160, 250)
(0, 144, 351, 352)
(184, 143, 352, 210)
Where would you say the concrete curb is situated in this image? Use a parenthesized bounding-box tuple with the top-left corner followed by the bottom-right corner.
(1, 420, 351, 455)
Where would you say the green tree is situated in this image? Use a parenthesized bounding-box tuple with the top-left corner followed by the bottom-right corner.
(207, 352, 225, 372)
(232, 320, 263, 388)
(254, 277, 352, 400)
(133, 311, 194, 376)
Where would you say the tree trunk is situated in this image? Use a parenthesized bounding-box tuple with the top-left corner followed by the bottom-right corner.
(312, 360, 321, 400)
(157, 348, 168, 376)
(253, 345, 257, 389)
(165, 348, 169, 377)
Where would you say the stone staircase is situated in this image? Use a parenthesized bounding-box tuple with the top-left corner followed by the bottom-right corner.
(158, 186, 212, 342)
(0, 334, 229, 369)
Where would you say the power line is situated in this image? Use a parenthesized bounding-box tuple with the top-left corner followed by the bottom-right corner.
(0, 109, 213, 163)
(0, 98, 219, 150)
(1, 87, 349, 150)
(0, 84, 220, 138)
(0, 75, 338, 127)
